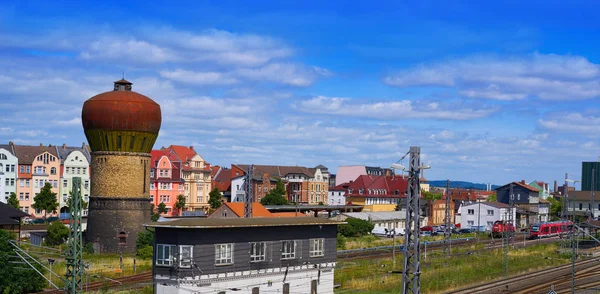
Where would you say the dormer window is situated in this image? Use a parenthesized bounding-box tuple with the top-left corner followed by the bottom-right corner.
(359, 189, 364, 195)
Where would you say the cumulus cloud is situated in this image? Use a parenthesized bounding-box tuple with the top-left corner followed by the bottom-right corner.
(384, 53, 600, 100)
(293, 96, 496, 120)
(538, 112, 600, 134)
(159, 69, 238, 85)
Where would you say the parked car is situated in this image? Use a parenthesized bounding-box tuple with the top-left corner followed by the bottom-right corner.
(371, 226, 389, 237)
(458, 228, 475, 234)
(420, 226, 433, 232)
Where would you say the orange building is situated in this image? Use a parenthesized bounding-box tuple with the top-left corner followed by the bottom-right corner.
(13, 144, 61, 217)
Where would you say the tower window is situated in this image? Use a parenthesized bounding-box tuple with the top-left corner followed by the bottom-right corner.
(105, 135, 109, 148)
(117, 135, 122, 149)
(130, 136, 135, 150)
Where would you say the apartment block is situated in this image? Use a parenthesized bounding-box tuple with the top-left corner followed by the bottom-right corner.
(0, 144, 17, 203)
(150, 149, 184, 215)
(162, 145, 212, 212)
(56, 144, 91, 216)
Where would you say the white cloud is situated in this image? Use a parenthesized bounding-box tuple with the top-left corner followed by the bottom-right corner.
(538, 112, 600, 134)
(293, 96, 496, 120)
(236, 63, 331, 86)
(384, 53, 600, 100)
(159, 69, 238, 85)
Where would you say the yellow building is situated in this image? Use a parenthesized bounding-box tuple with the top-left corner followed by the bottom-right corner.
(163, 145, 212, 212)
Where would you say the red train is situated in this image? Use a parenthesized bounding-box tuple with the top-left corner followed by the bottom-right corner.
(491, 220, 515, 238)
(529, 221, 573, 239)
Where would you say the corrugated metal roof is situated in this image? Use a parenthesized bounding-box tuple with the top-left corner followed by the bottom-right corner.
(342, 211, 406, 221)
(145, 217, 343, 229)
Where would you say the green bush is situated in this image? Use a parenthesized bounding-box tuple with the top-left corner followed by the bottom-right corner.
(83, 242, 95, 254)
(136, 231, 153, 251)
(46, 221, 69, 246)
(137, 245, 153, 259)
(338, 224, 358, 237)
(339, 218, 375, 237)
(337, 233, 346, 249)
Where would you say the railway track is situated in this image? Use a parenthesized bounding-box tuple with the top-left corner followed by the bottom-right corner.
(449, 258, 600, 294)
(41, 272, 152, 294)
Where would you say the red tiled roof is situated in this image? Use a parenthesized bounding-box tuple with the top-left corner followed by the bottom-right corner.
(164, 145, 197, 162)
(213, 168, 231, 192)
(222, 202, 273, 217)
(513, 182, 539, 192)
(345, 175, 408, 198)
(210, 166, 220, 177)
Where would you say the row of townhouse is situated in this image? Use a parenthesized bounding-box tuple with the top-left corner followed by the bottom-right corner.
(230, 164, 330, 204)
(150, 145, 213, 215)
(0, 142, 91, 217)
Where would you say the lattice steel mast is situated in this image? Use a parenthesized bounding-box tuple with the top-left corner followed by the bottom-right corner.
(402, 146, 422, 294)
(244, 165, 254, 218)
(443, 179, 451, 256)
(65, 177, 84, 293)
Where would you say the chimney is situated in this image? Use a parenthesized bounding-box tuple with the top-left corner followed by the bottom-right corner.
(9, 141, 13, 146)
(521, 180, 525, 184)
(554, 180, 558, 192)
(189, 146, 194, 151)
(62, 143, 67, 150)
(39, 143, 43, 147)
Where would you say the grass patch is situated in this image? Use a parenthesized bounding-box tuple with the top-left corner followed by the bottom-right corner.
(335, 242, 569, 294)
(344, 233, 484, 250)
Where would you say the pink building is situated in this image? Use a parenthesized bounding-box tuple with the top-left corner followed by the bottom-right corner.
(13, 144, 61, 217)
(150, 150, 184, 216)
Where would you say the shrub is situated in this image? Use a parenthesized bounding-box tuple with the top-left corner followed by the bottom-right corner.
(337, 233, 346, 249)
(137, 245, 153, 259)
(46, 221, 69, 246)
(339, 224, 358, 237)
(136, 231, 153, 251)
(83, 242, 95, 254)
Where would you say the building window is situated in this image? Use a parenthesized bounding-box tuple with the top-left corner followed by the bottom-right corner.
(156, 244, 176, 266)
(281, 240, 296, 260)
(25, 180, 30, 188)
(487, 210, 494, 216)
(19, 193, 23, 201)
(25, 193, 29, 200)
(215, 243, 233, 265)
(50, 167, 56, 175)
(467, 209, 475, 215)
(20, 166, 24, 173)
(179, 245, 193, 268)
(580, 203, 583, 210)
(19, 179, 24, 187)
(63, 180, 68, 188)
(468, 220, 474, 226)
(26, 166, 30, 173)
(309, 238, 324, 257)
(250, 242, 267, 262)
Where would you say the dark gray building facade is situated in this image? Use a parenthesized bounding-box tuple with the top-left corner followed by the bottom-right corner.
(147, 218, 340, 294)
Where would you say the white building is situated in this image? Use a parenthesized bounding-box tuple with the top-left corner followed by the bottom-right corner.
(333, 211, 428, 231)
(56, 145, 91, 216)
(231, 176, 245, 202)
(565, 191, 600, 219)
(0, 144, 17, 203)
(459, 202, 517, 230)
(328, 185, 346, 205)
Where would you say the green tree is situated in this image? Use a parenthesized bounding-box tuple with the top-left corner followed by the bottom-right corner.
(422, 191, 442, 201)
(486, 193, 497, 202)
(66, 190, 88, 212)
(32, 182, 59, 222)
(338, 218, 374, 237)
(208, 188, 222, 209)
(260, 180, 289, 205)
(157, 202, 168, 215)
(46, 221, 69, 246)
(7, 192, 19, 210)
(336, 233, 346, 250)
(174, 194, 186, 216)
(547, 197, 562, 221)
(136, 230, 154, 259)
(150, 204, 160, 222)
(0, 229, 47, 293)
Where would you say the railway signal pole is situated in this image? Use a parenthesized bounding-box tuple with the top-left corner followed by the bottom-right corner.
(401, 146, 423, 294)
(443, 179, 451, 256)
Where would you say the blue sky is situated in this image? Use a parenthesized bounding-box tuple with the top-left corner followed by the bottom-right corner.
(1, 1, 599, 187)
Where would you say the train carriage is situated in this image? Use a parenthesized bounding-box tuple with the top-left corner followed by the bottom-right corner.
(529, 221, 573, 239)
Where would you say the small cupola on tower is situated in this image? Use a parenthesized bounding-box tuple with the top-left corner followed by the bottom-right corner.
(113, 78, 133, 91)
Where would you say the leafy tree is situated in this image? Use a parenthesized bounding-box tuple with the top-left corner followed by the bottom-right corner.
(7, 192, 19, 210)
(486, 193, 497, 202)
(422, 191, 442, 201)
(318, 201, 324, 206)
(0, 229, 47, 293)
(150, 204, 160, 222)
(32, 182, 59, 222)
(136, 230, 154, 259)
(338, 218, 374, 237)
(208, 188, 222, 209)
(336, 233, 346, 250)
(46, 221, 69, 246)
(260, 180, 289, 205)
(157, 202, 168, 215)
(66, 190, 88, 212)
(547, 197, 562, 221)
(174, 194, 186, 216)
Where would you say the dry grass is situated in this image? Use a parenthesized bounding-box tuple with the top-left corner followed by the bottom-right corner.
(335, 242, 569, 294)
